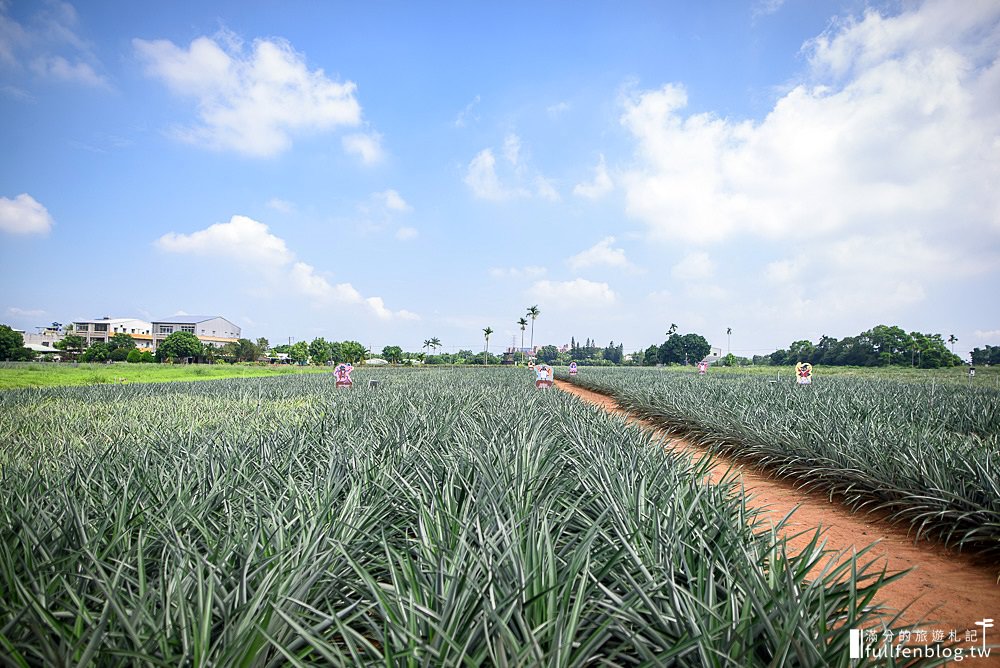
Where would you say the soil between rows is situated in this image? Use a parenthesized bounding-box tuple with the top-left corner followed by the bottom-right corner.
(554, 379, 1000, 656)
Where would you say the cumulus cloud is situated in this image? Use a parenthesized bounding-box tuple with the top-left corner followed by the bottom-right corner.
(454, 95, 481, 128)
(464, 134, 556, 201)
(529, 278, 617, 306)
(620, 0, 1000, 251)
(465, 148, 522, 200)
(134, 33, 362, 156)
(671, 251, 715, 281)
(568, 237, 633, 271)
(0, 193, 54, 235)
(342, 132, 383, 164)
(6, 307, 46, 317)
(156, 215, 414, 319)
(266, 197, 295, 213)
(573, 154, 613, 199)
(0, 2, 109, 87)
(376, 189, 411, 212)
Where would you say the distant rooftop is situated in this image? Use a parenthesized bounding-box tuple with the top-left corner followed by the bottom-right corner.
(151, 315, 225, 324)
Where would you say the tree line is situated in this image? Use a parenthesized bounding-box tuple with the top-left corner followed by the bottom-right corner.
(755, 325, 964, 368)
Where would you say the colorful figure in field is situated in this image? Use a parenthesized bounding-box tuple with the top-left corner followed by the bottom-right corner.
(569, 362, 578, 376)
(535, 364, 554, 389)
(697, 360, 708, 375)
(334, 362, 353, 388)
(795, 362, 812, 385)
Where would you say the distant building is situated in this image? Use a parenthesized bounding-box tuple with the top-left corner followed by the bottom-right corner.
(71, 317, 153, 349)
(150, 315, 240, 351)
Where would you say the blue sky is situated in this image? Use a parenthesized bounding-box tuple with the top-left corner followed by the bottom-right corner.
(1, 0, 998, 359)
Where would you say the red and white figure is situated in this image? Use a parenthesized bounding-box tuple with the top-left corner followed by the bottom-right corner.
(569, 362, 578, 376)
(334, 362, 353, 388)
(795, 362, 812, 385)
(535, 364, 554, 389)
(697, 360, 708, 375)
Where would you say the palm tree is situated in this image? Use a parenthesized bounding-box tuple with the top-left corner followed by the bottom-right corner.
(727, 327, 732, 356)
(948, 334, 958, 354)
(667, 323, 678, 337)
(517, 317, 528, 364)
(483, 327, 493, 365)
(423, 339, 432, 357)
(430, 337, 442, 354)
(526, 305, 540, 353)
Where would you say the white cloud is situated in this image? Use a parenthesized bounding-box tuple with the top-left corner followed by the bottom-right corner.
(529, 278, 617, 306)
(573, 154, 613, 199)
(535, 175, 560, 201)
(620, 0, 1000, 254)
(134, 34, 362, 157)
(489, 266, 547, 279)
(547, 101, 570, 117)
(156, 215, 414, 320)
(0, 193, 54, 235)
(376, 189, 411, 212)
(763, 258, 802, 284)
(342, 132, 383, 164)
(30, 55, 107, 87)
(752, 0, 786, 19)
(974, 329, 1000, 340)
(156, 215, 293, 267)
(6, 307, 46, 317)
(464, 136, 556, 202)
(568, 237, 632, 271)
(671, 251, 715, 281)
(503, 133, 521, 166)
(465, 148, 522, 200)
(395, 226, 417, 241)
(266, 197, 295, 213)
(454, 94, 481, 127)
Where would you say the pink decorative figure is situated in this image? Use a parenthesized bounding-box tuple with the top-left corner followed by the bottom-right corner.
(535, 364, 554, 390)
(569, 362, 578, 376)
(334, 362, 353, 388)
(697, 360, 708, 375)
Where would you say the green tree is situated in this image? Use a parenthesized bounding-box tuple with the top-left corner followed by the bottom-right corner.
(536, 345, 559, 363)
(108, 333, 137, 352)
(126, 349, 143, 363)
(382, 345, 403, 364)
(526, 306, 540, 351)
(517, 318, 528, 363)
(483, 327, 493, 365)
(55, 334, 86, 361)
(81, 342, 111, 363)
(0, 325, 34, 361)
(643, 345, 659, 366)
(340, 340, 367, 364)
(256, 337, 270, 355)
(309, 337, 334, 365)
(156, 331, 203, 362)
(288, 341, 310, 364)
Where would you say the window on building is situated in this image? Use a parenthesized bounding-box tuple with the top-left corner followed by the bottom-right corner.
(76, 324, 89, 331)
(181, 325, 195, 333)
(95, 324, 108, 332)
(158, 325, 173, 334)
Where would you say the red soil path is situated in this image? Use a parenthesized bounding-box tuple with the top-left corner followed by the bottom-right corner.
(555, 379, 1000, 663)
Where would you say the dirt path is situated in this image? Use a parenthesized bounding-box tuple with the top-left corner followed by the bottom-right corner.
(555, 379, 1000, 660)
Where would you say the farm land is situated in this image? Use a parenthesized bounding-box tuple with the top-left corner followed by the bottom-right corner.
(1, 365, 998, 665)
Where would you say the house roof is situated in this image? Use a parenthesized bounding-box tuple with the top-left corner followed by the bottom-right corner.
(151, 315, 226, 324)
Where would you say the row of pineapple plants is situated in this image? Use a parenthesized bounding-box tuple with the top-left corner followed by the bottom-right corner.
(559, 367, 1000, 561)
(1, 368, 915, 665)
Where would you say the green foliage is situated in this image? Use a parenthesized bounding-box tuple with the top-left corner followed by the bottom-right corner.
(108, 333, 137, 351)
(80, 341, 111, 363)
(564, 367, 1000, 559)
(0, 369, 904, 664)
(155, 331, 203, 362)
(308, 337, 333, 365)
(288, 340, 310, 364)
(971, 345, 1000, 365)
(339, 340, 367, 364)
(126, 349, 142, 363)
(536, 344, 559, 363)
(769, 325, 963, 368)
(381, 345, 403, 364)
(54, 334, 86, 360)
(0, 325, 33, 361)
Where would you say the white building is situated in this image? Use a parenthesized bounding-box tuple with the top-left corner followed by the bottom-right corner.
(71, 317, 153, 349)
(150, 315, 240, 351)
